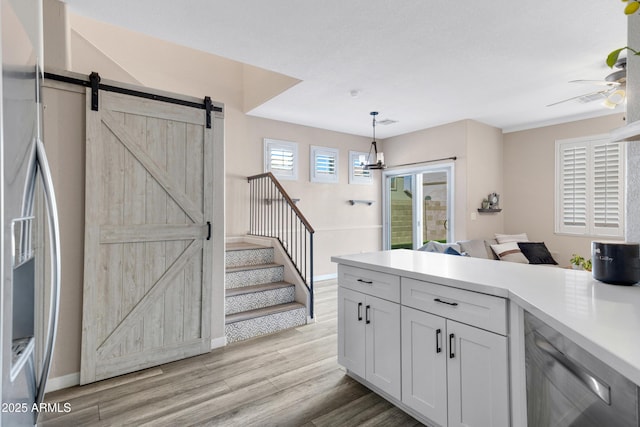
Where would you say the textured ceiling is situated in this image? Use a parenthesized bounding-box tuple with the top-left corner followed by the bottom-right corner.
(62, 0, 628, 138)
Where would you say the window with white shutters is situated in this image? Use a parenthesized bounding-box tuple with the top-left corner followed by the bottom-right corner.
(555, 136, 624, 237)
(310, 146, 339, 183)
(349, 151, 373, 184)
(264, 139, 298, 180)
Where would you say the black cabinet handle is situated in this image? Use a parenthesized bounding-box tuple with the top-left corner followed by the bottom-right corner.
(357, 302, 363, 321)
(434, 298, 458, 307)
(449, 333, 455, 359)
(365, 305, 371, 324)
(357, 279, 373, 285)
(436, 328, 442, 353)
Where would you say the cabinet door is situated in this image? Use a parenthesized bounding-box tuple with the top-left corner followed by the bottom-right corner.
(337, 287, 366, 378)
(365, 294, 401, 400)
(447, 320, 509, 427)
(401, 306, 448, 427)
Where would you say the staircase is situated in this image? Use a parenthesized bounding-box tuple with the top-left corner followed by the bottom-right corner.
(225, 242, 307, 343)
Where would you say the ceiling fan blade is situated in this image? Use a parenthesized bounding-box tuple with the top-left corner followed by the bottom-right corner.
(569, 80, 621, 87)
(546, 90, 609, 107)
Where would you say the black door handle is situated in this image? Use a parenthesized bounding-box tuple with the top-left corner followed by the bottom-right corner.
(449, 333, 455, 359)
(365, 305, 371, 324)
(436, 328, 442, 353)
(357, 302, 363, 321)
(357, 279, 373, 285)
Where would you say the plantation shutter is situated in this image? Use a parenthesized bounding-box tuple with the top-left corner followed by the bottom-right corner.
(556, 136, 624, 237)
(310, 146, 339, 183)
(264, 139, 298, 180)
(560, 143, 588, 233)
(592, 141, 623, 235)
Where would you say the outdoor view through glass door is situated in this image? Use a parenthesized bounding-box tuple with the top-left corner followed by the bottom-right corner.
(384, 164, 454, 249)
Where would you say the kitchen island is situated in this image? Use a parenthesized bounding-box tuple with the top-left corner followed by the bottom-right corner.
(332, 249, 640, 426)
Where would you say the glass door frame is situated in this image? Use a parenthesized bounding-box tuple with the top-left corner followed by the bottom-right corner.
(382, 162, 455, 250)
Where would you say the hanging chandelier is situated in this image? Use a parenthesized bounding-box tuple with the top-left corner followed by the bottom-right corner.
(360, 111, 386, 170)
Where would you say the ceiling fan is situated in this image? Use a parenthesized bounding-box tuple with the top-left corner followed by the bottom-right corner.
(547, 58, 627, 109)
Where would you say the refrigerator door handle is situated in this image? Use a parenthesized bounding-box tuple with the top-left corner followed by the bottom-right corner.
(33, 138, 61, 409)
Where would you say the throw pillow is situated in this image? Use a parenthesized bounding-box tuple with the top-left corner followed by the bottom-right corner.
(495, 233, 529, 244)
(517, 242, 558, 265)
(418, 241, 462, 254)
(458, 239, 491, 259)
(490, 241, 529, 263)
(444, 246, 462, 256)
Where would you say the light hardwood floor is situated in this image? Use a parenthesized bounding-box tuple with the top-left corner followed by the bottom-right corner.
(41, 280, 424, 426)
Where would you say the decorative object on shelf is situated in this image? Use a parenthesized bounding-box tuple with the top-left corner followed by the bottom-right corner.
(348, 199, 375, 206)
(478, 193, 501, 212)
(359, 111, 386, 170)
(488, 192, 500, 209)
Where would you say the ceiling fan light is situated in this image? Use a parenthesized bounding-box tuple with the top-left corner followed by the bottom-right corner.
(602, 89, 626, 109)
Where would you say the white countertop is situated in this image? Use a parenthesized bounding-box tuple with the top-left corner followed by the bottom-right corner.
(331, 249, 640, 386)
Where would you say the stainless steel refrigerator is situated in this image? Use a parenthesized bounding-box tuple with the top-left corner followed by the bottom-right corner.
(1, 0, 61, 425)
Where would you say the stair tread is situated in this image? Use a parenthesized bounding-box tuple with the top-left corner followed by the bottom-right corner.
(226, 281, 294, 297)
(226, 242, 270, 252)
(226, 263, 282, 273)
(225, 302, 305, 324)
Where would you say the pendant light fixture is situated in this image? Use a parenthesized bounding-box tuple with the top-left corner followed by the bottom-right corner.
(360, 111, 386, 170)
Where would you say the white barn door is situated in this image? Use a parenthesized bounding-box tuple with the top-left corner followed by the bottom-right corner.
(81, 89, 213, 384)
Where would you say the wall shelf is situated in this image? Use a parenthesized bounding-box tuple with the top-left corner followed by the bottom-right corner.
(349, 199, 375, 206)
(477, 208, 502, 213)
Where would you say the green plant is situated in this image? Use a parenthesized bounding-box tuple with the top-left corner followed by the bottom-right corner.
(607, 1, 640, 67)
(582, 259, 592, 272)
(570, 254, 585, 266)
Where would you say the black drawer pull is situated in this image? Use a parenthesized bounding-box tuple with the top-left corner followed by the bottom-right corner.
(357, 302, 363, 321)
(434, 298, 458, 307)
(436, 328, 442, 353)
(357, 279, 373, 285)
(365, 305, 371, 324)
(449, 333, 455, 359)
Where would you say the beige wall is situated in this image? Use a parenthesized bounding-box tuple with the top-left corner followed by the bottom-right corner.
(503, 113, 626, 265)
(383, 119, 504, 241)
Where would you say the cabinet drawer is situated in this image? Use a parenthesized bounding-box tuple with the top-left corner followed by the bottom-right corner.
(338, 265, 400, 303)
(401, 277, 507, 335)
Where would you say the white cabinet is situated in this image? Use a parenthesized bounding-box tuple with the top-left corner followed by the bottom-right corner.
(401, 306, 448, 425)
(338, 286, 401, 400)
(401, 305, 509, 427)
(336, 264, 509, 427)
(446, 320, 509, 427)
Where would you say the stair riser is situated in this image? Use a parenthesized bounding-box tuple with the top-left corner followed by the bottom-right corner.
(225, 308, 307, 343)
(225, 287, 295, 315)
(225, 266, 284, 289)
(225, 248, 274, 268)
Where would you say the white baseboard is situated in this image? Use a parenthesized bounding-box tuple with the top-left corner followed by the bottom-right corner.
(45, 372, 80, 393)
(211, 336, 227, 349)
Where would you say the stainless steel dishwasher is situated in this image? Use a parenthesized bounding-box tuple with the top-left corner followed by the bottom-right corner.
(525, 311, 640, 427)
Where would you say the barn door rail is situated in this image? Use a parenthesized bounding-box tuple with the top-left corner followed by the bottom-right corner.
(248, 172, 315, 318)
(44, 71, 223, 127)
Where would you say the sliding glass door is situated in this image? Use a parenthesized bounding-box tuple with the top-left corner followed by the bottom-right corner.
(383, 164, 454, 250)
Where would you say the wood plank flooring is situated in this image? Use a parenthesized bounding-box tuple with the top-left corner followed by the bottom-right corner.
(41, 280, 424, 426)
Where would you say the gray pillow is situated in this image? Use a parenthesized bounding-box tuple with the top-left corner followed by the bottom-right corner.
(458, 239, 491, 259)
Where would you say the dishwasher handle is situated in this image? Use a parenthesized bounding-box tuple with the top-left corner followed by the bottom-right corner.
(534, 331, 611, 405)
